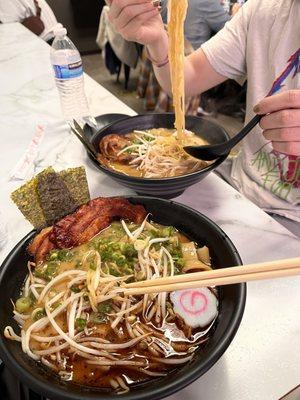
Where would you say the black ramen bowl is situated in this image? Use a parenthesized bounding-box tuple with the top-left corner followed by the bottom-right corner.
(88, 113, 230, 198)
(0, 197, 246, 400)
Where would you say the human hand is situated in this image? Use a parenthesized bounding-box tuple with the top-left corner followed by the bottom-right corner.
(231, 3, 241, 16)
(254, 90, 300, 156)
(22, 15, 45, 36)
(108, 0, 165, 45)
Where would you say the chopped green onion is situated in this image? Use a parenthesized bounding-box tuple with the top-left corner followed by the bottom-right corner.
(90, 312, 107, 324)
(52, 302, 62, 310)
(45, 262, 58, 278)
(110, 267, 121, 277)
(70, 285, 80, 293)
(75, 318, 87, 331)
(122, 243, 137, 258)
(49, 252, 58, 261)
(48, 249, 73, 262)
(143, 135, 155, 142)
(29, 291, 36, 303)
(97, 300, 112, 314)
(114, 254, 126, 267)
(176, 258, 185, 268)
(89, 261, 96, 270)
(109, 243, 120, 251)
(124, 265, 133, 275)
(33, 309, 46, 321)
(161, 226, 176, 237)
(15, 297, 31, 313)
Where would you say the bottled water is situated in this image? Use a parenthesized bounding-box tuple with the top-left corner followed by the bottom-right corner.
(50, 28, 95, 126)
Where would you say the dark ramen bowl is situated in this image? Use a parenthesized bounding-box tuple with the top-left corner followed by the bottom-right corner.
(88, 113, 230, 198)
(0, 197, 246, 400)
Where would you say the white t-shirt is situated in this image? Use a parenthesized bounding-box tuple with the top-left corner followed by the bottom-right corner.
(202, 0, 300, 222)
(0, 0, 61, 41)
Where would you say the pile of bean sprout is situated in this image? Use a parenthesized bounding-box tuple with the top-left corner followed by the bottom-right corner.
(117, 130, 209, 178)
(5, 216, 212, 393)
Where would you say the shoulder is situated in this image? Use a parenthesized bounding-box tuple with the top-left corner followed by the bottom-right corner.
(240, 0, 285, 23)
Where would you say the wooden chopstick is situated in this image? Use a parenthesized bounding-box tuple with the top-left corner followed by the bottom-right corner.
(152, 0, 161, 8)
(124, 257, 300, 288)
(120, 258, 300, 296)
(122, 267, 300, 296)
(68, 122, 99, 163)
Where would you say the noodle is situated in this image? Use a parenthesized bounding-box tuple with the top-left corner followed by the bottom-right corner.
(5, 217, 217, 392)
(98, 128, 211, 178)
(168, 0, 188, 140)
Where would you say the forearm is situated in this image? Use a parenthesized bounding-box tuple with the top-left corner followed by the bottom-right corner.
(146, 30, 172, 94)
(185, 48, 227, 95)
(148, 33, 227, 97)
(107, 0, 227, 96)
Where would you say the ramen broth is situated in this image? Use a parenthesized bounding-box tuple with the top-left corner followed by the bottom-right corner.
(99, 128, 211, 178)
(7, 221, 218, 392)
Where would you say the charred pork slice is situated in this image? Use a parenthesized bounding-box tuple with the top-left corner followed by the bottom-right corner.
(28, 197, 147, 262)
(99, 134, 134, 163)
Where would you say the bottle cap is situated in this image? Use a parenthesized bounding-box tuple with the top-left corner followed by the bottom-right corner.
(53, 26, 67, 37)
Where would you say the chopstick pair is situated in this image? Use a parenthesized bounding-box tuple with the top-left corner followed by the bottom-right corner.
(68, 120, 99, 163)
(152, 0, 161, 8)
(121, 257, 300, 295)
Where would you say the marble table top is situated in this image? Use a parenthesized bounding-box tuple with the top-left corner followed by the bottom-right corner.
(0, 23, 299, 400)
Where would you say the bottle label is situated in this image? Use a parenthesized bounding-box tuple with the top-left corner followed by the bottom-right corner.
(53, 61, 83, 79)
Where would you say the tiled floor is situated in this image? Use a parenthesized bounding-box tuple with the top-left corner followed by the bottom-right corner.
(82, 53, 243, 141)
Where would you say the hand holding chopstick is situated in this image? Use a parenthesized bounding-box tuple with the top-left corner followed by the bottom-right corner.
(121, 257, 300, 296)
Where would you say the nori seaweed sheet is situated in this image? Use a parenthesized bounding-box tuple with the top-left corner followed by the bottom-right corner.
(59, 167, 90, 206)
(11, 166, 91, 229)
(11, 176, 46, 229)
(37, 171, 78, 226)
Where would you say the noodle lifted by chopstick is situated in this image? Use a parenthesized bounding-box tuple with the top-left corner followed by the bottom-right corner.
(168, 0, 188, 141)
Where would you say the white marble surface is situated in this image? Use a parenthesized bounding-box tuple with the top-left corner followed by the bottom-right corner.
(0, 23, 299, 400)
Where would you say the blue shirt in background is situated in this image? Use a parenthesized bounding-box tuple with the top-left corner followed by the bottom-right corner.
(161, 0, 230, 50)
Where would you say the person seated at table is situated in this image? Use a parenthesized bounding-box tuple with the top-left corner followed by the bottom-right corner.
(137, 0, 240, 116)
(108, 0, 300, 236)
(0, 0, 62, 44)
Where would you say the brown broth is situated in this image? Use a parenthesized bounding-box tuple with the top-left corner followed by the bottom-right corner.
(51, 315, 214, 388)
(104, 128, 209, 178)
(21, 221, 217, 390)
(108, 161, 143, 178)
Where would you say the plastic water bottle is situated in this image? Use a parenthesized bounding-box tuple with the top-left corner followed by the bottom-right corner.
(50, 28, 96, 126)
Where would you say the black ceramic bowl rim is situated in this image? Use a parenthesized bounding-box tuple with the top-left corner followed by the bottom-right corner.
(0, 197, 246, 400)
(90, 113, 230, 183)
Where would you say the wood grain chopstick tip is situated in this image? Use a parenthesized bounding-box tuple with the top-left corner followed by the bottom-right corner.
(122, 257, 300, 296)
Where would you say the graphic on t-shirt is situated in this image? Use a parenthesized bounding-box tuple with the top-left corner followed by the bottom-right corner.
(252, 48, 300, 200)
(252, 146, 299, 200)
(267, 48, 300, 95)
